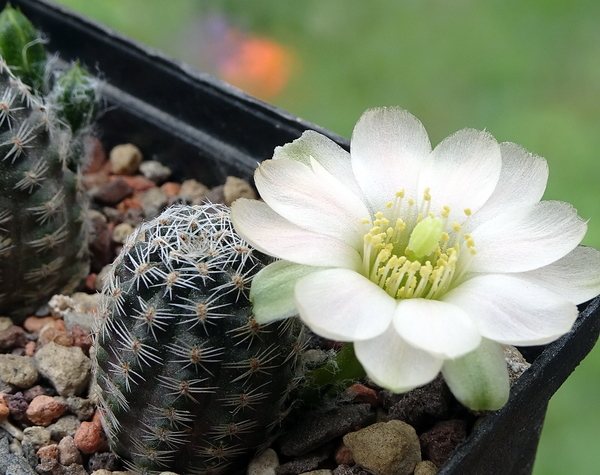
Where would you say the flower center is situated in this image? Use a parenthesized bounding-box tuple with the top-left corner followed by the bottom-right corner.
(362, 188, 476, 300)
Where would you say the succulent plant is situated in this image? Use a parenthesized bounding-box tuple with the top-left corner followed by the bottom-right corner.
(93, 204, 308, 475)
(0, 4, 99, 321)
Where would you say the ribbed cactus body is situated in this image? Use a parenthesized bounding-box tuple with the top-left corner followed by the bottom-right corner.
(94, 204, 306, 475)
(0, 64, 89, 320)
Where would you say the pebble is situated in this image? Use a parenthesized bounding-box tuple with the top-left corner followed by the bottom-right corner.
(343, 420, 422, 475)
(109, 144, 143, 175)
(387, 375, 451, 431)
(419, 419, 467, 467)
(23, 316, 55, 334)
(414, 461, 438, 475)
(139, 160, 172, 183)
(223, 176, 257, 205)
(26, 395, 67, 426)
(346, 384, 379, 408)
(333, 442, 354, 465)
(87, 452, 119, 471)
(22, 425, 52, 451)
(141, 187, 169, 218)
(111, 222, 135, 244)
(2, 453, 37, 475)
(300, 471, 332, 475)
(24, 385, 47, 402)
(37, 444, 60, 460)
(248, 448, 279, 475)
(71, 325, 93, 356)
(66, 397, 95, 421)
(0, 354, 38, 388)
(82, 138, 107, 174)
(47, 415, 82, 439)
(0, 316, 13, 331)
(58, 435, 83, 466)
(92, 177, 135, 206)
(503, 345, 531, 386)
(276, 443, 333, 475)
(179, 178, 209, 204)
(34, 342, 92, 397)
(204, 184, 225, 204)
(3, 392, 29, 422)
(161, 181, 181, 197)
(73, 415, 108, 454)
(0, 325, 28, 351)
(88, 210, 113, 272)
(119, 174, 156, 191)
(0, 400, 9, 421)
(278, 404, 373, 456)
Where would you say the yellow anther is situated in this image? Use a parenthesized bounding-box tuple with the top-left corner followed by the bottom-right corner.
(464, 208, 472, 216)
(396, 190, 405, 198)
(375, 212, 384, 219)
(361, 218, 370, 224)
(385, 202, 393, 208)
(441, 232, 449, 242)
(442, 206, 451, 218)
(408, 197, 415, 206)
(452, 222, 461, 232)
(423, 187, 431, 201)
(470, 248, 477, 255)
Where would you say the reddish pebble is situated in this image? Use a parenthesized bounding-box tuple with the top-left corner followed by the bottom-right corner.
(23, 316, 55, 334)
(346, 383, 379, 407)
(0, 401, 9, 422)
(93, 177, 135, 206)
(82, 138, 107, 174)
(85, 273, 98, 292)
(74, 420, 108, 454)
(0, 325, 28, 351)
(82, 169, 111, 190)
(37, 444, 60, 460)
(161, 181, 181, 197)
(24, 340, 36, 356)
(334, 441, 355, 465)
(71, 325, 93, 356)
(117, 174, 156, 192)
(26, 395, 67, 426)
(116, 194, 143, 213)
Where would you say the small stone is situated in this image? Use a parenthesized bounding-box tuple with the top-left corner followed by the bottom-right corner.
(24, 385, 47, 402)
(24, 341, 36, 357)
(38, 322, 74, 348)
(111, 222, 134, 244)
(276, 444, 333, 475)
(73, 419, 108, 454)
(333, 442, 354, 466)
(3, 392, 29, 422)
(70, 292, 101, 315)
(141, 187, 169, 218)
(34, 342, 92, 397)
(119, 174, 156, 191)
(26, 395, 67, 426)
(90, 471, 113, 475)
(0, 354, 38, 388)
(248, 448, 279, 475)
(4, 453, 38, 475)
(346, 383, 379, 408)
(0, 325, 28, 351)
(47, 415, 82, 440)
(387, 375, 452, 431)
(58, 435, 83, 466)
(0, 400, 9, 421)
(278, 404, 373, 456)
(140, 160, 172, 183)
(419, 419, 467, 467)
(88, 210, 113, 272)
(87, 452, 119, 471)
(109, 144, 143, 175)
(85, 274, 98, 292)
(204, 184, 225, 204)
(116, 195, 143, 213)
(414, 461, 438, 475)
(503, 345, 531, 386)
(36, 457, 63, 475)
(343, 420, 421, 475)
(37, 444, 60, 460)
(161, 181, 181, 197)
(301, 471, 332, 475)
(66, 397, 95, 421)
(0, 316, 13, 331)
(71, 326, 93, 356)
(63, 463, 88, 475)
(22, 425, 52, 451)
(93, 177, 135, 206)
(223, 176, 257, 205)
(122, 207, 145, 227)
(24, 316, 55, 334)
(82, 138, 107, 174)
(179, 179, 209, 204)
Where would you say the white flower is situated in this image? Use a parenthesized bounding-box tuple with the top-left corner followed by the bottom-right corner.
(231, 107, 600, 410)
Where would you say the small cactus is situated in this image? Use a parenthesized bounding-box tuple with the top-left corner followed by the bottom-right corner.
(93, 204, 307, 475)
(0, 5, 99, 320)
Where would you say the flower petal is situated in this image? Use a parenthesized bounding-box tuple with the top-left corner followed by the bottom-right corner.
(255, 158, 369, 248)
(418, 128, 502, 223)
(295, 268, 396, 341)
(231, 198, 362, 269)
(518, 245, 600, 305)
(273, 130, 365, 200)
(441, 338, 510, 411)
(351, 107, 431, 211)
(250, 260, 321, 324)
(467, 142, 548, 230)
(354, 326, 443, 393)
(393, 299, 481, 359)
(443, 274, 578, 345)
(469, 200, 587, 273)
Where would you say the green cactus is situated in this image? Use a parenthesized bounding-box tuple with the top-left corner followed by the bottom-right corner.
(93, 204, 308, 475)
(0, 5, 99, 321)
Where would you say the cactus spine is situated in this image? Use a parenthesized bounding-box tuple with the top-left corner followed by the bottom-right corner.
(0, 5, 98, 320)
(93, 204, 307, 475)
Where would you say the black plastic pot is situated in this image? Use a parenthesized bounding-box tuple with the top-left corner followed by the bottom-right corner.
(5, 1, 599, 474)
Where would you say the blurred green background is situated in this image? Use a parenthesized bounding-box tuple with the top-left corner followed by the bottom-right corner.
(53, 0, 600, 473)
